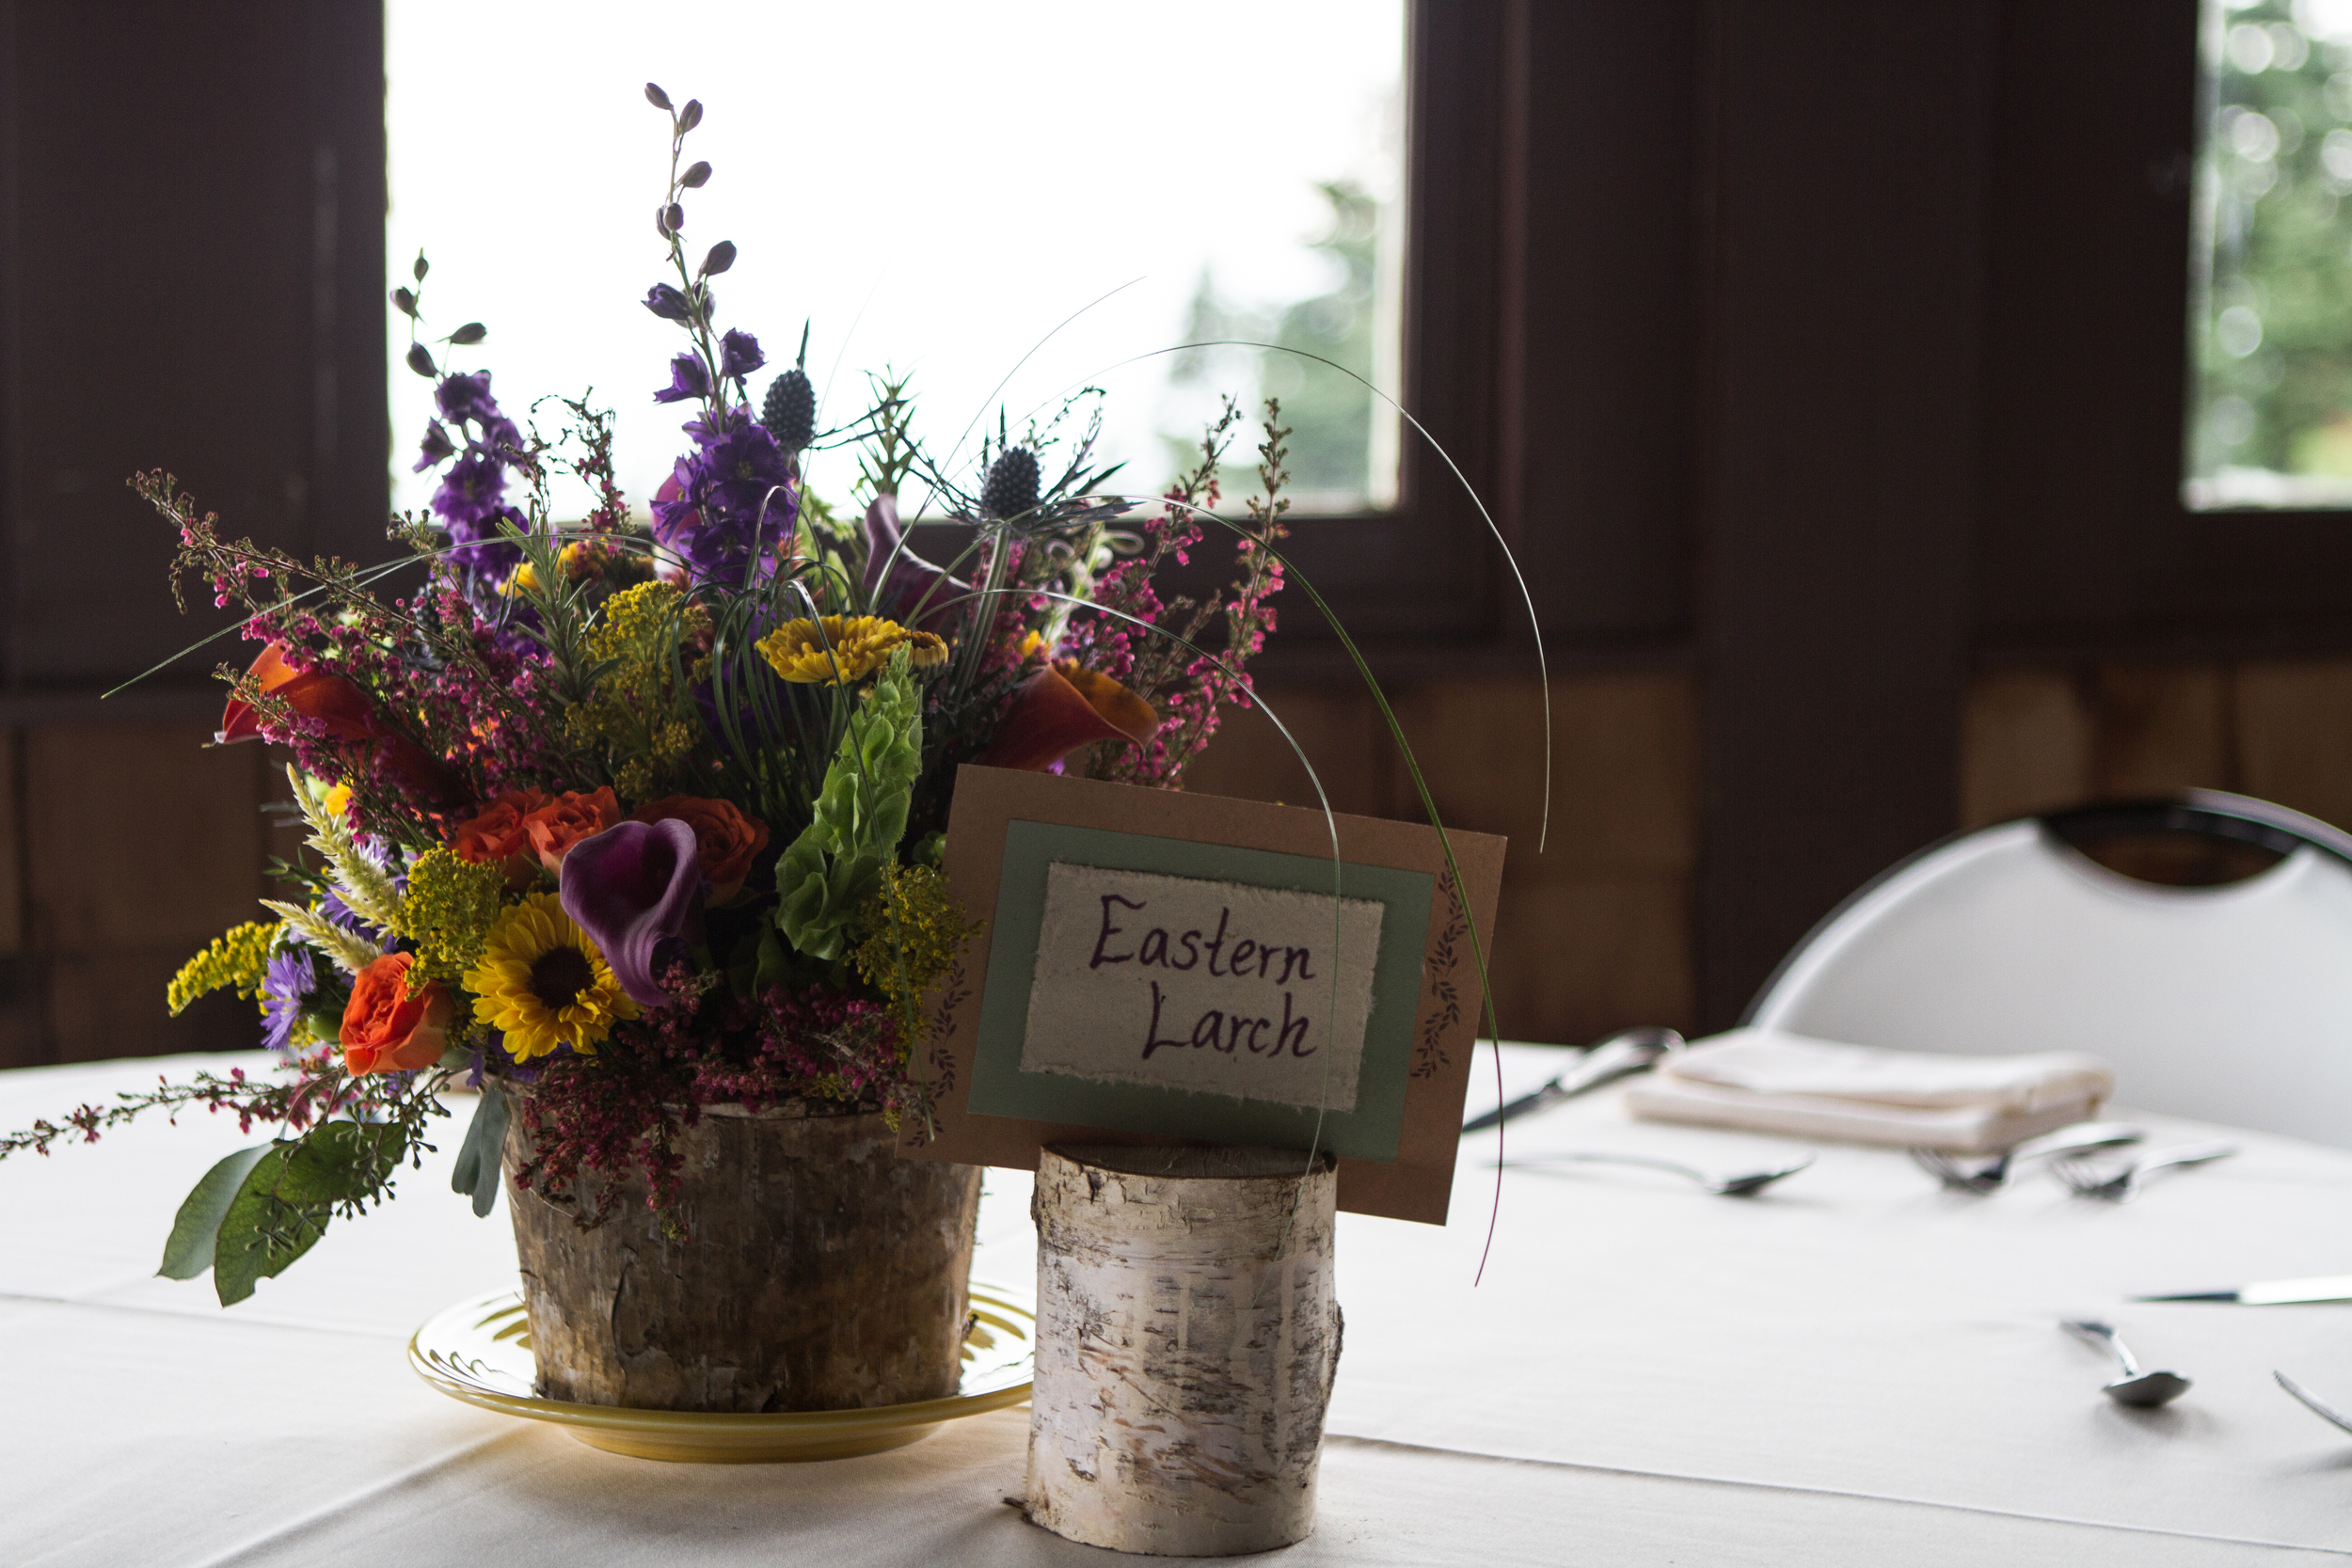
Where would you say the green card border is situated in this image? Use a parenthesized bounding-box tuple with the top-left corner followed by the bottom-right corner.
(966, 819, 1435, 1162)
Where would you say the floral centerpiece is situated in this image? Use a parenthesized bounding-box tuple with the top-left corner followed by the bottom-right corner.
(5, 87, 1298, 1412)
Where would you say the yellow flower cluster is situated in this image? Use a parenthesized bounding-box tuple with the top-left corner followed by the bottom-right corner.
(850, 863, 977, 1055)
(756, 615, 946, 685)
(402, 847, 510, 992)
(564, 581, 710, 799)
(167, 921, 278, 1017)
(463, 894, 638, 1061)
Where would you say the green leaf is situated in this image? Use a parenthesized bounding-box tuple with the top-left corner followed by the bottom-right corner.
(776, 652, 923, 960)
(212, 1122, 406, 1307)
(450, 1086, 508, 1219)
(156, 1144, 273, 1280)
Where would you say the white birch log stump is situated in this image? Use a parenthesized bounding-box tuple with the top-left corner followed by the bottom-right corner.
(1026, 1145, 1342, 1557)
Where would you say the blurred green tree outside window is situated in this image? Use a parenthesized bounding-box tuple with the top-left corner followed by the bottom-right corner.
(2188, 0, 2352, 507)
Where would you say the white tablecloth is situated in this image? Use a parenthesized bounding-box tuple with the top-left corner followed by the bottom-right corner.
(5, 1046, 2349, 1564)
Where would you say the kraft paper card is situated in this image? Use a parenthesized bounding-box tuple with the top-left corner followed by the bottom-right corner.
(897, 766, 1507, 1224)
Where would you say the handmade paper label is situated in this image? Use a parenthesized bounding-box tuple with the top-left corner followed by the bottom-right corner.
(1018, 861, 1385, 1111)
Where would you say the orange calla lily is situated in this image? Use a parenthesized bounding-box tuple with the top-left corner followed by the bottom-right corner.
(976, 659, 1159, 772)
(216, 642, 377, 746)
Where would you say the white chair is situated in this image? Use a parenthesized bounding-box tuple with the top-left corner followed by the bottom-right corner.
(1744, 791, 2352, 1147)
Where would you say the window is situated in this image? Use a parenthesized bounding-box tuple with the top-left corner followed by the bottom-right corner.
(384, 2, 1404, 522)
(2185, 0, 2352, 507)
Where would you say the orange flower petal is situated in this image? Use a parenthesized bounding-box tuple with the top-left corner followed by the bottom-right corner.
(976, 663, 1160, 772)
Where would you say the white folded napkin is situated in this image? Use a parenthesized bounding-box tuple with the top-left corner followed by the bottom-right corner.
(1621, 1028, 2115, 1151)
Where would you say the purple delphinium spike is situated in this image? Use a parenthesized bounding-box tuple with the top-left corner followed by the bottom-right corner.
(559, 818, 704, 1007)
(653, 352, 711, 404)
(719, 328, 764, 380)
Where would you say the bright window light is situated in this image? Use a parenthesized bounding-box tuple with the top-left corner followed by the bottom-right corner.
(386, 3, 1405, 523)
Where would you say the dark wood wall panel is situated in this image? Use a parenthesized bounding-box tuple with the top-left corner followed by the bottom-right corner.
(1505, 1, 1698, 646)
(1694, 0, 1996, 1024)
(1, 0, 386, 694)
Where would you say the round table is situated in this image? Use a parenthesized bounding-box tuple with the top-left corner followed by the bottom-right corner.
(4, 1045, 2345, 1564)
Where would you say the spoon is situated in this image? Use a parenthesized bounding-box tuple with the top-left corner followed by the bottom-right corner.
(2061, 1320, 2191, 1407)
(1503, 1149, 1815, 1196)
(1462, 1026, 1684, 1133)
(2276, 1370, 2352, 1436)
(1907, 1121, 2145, 1194)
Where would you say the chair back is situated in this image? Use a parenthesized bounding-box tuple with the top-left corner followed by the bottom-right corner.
(1744, 792, 2352, 1146)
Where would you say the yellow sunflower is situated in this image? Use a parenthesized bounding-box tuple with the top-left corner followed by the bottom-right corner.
(463, 893, 639, 1061)
(755, 614, 947, 684)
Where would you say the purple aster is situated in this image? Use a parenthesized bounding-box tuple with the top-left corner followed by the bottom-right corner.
(653, 352, 710, 405)
(719, 329, 764, 380)
(261, 946, 316, 1053)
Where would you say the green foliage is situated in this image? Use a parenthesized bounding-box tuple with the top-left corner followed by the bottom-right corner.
(157, 1145, 274, 1280)
(449, 1085, 508, 1218)
(776, 650, 924, 960)
(156, 1118, 417, 1307)
(2190, 3, 2352, 486)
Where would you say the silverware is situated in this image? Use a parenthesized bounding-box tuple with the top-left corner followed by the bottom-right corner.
(1503, 1149, 1815, 1196)
(2134, 1273, 2352, 1306)
(2276, 1370, 2352, 1435)
(2061, 1320, 2192, 1407)
(1462, 1026, 1684, 1133)
(2051, 1141, 2239, 1201)
(1907, 1121, 2146, 1194)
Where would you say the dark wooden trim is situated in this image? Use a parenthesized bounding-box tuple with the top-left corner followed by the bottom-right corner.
(1979, 0, 2352, 646)
(1693, 0, 1996, 1027)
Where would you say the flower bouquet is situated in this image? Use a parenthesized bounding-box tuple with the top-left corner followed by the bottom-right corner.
(7, 87, 1302, 1414)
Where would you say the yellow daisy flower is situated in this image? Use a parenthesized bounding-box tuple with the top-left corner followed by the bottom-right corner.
(463, 893, 639, 1061)
(755, 614, 947, 684)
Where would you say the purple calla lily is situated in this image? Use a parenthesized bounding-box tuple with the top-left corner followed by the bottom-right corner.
(861, 492, 966, 631)
(559, 818, 704, 1007)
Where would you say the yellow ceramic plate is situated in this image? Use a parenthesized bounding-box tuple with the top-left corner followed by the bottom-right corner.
(407, 1280, 1035, 1463)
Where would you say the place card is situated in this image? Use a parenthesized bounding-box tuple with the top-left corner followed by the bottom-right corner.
(898, 765, 1507, 1223)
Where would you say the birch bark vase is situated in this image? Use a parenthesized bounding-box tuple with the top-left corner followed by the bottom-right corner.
(502, 1101, 981, 1413)
(1026, 1145, 1342, 1557)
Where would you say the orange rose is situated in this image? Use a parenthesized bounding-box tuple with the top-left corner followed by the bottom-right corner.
(631, 795, 771, 901)
(450, 788, 548, 889)
(523, 787, 622, 875)
(340, 954, 454, 1076)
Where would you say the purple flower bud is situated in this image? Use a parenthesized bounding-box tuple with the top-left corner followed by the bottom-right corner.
(559, 819, 704, 1007)
(413, 419, 456, 473)
(644, 283, 692, 321)
(652, 353, 711, 405)
(719, 328, 763, 379)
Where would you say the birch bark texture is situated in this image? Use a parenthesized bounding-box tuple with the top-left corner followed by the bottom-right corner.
(1026, 1145, 1342, 1556)
(503, 1102, 981, 1413)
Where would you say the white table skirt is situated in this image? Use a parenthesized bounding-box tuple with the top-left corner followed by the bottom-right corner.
(4, 1046, 2348, 1564)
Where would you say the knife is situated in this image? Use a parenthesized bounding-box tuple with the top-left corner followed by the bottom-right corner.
(2132, 1274, 2352, 1305)
(1462, 1026, 1683, 1134)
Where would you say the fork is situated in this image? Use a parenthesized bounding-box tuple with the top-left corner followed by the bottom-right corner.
(2051, 1142, 2239, 1200)
(1504, 1150, 1816, 1196)
(1909, 1122, 2146, 1194)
